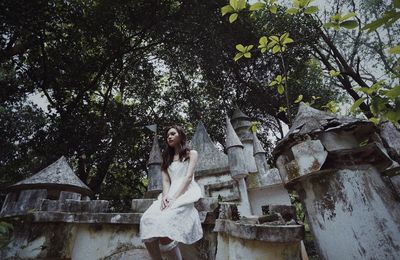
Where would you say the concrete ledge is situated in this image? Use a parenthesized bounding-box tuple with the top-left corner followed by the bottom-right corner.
(213, 219, 304, 243)
(31, 211, 142, 224)
(3, 210, 217, 225)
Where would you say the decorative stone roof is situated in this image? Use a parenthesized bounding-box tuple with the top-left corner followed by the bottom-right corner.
(231, 106, 250, 121)
(253, 131, 266, 155)
(191, 121, 229, 175)
(273, 102, 375, 157)
(7, 156, 93, 196)
(225, 116, 244, 148)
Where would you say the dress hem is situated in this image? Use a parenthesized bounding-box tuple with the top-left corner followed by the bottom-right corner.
(141, 234, 203, 245)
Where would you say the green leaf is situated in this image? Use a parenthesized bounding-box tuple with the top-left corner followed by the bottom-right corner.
(245, 45, 254, 51)
(234, 53, 244, 61)
(230, 0, 238, 10)
(294, 94, 303, 103)
(236, 44, 245, 52)
(269, 81, 278, 86)
(369, 117, 380, 125)
(340, 20, 358, 29)
(244, 52, 251, 58)
(270, 5, 277, 14)
(250, 2, 265, 11)
(331, 13, 341, 21)
(283, 37, 294, 44)
(278, 84, 285, 94)
(269, 35, 279, 42)
(304, 6, 318, 14)
(324, 22, 335, 29)
(362, 17, 387, 33)
(272, 45, 280, 53)
(221, 5, 234, 16)
(276, 75, 283, 82)
(383, 110, 400, 122)
(250, 121, 261, 133)
(350, 97, 367, 112)
(388, 45, 400, 54)
(286, 7, 299, 15)
(279, 106, 287, 112)
(383, 85, 400, 99)
(259, 36, 268, 45)
(238, 0, 247, 10)
(267, 41, 276, 48)
(229, 13, 238, 23)
(341, 12, 357, 21)
(260, 47, 267, 53)
(329, 70, 341, 77)
(280, 32, 289, 41)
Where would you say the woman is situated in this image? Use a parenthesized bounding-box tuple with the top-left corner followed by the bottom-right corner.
(140, 125, 204, 260)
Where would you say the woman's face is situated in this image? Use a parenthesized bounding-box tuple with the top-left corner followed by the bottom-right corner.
(167, 128, 180, 148)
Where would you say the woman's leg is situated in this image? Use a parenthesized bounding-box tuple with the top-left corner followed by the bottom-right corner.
(159, 237, 182, 260)
(144, 237, 163, 260)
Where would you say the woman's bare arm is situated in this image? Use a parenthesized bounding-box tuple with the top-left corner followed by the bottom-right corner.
(171, 150, 198, 200)
(161, 169, 171, 197)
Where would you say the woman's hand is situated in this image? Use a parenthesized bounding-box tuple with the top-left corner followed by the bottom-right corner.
(161, 195, 169, 210)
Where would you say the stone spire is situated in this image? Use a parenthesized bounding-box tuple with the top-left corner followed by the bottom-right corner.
(191, 121, 229, 176)
(252, 131, 266, 156)
(252, 131, 269, 176)
(146, 132, 163, 197)
(230, 106, 258, 173)
(226, 115, 244, 149)
(226, 115, 252, 216)
(225, 115, 248, 179)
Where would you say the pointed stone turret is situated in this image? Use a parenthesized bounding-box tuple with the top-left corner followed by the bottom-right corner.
(146, 133, 163, 197)
(252, 131, 268, 176)
(253, 131, 266, 155)
(225, 115, 248, 179)
(231, 106, 258, 173)
(191, 121, 229, 176)
(272, 103, 400, 259)
(226, 115, 252, 216)
(7, 156, 92, 196)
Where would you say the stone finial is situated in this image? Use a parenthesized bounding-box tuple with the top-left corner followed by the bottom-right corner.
(147, 134, 162, 166)
(253, 131, 266, 156)
(230, 107, 258, 173)
(225, 115, 248, 180)
(191, 121, 229, 175)
(226, 115, 243, 148)
(7, 156, 92, 196)
(231, 105, 250, 121)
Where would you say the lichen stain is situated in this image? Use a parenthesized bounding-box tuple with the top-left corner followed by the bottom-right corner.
(286, 161, 300, 180)
(308, 159, 322, 173)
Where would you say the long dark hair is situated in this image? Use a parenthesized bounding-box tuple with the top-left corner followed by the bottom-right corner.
(161, 125, 190, 171)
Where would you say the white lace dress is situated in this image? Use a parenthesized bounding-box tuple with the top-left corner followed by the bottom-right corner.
(140, 159, 204, 244)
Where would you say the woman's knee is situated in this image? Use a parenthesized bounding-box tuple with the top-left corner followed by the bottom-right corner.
(159, 237, 172, 244)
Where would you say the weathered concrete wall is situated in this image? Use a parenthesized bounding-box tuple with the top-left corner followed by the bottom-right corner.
(0, 215, 217, 260)
(216, 233, 301, 260)
(248, 185, 291, 216)
(294, 166, 400, 260)
(214, 221, 303, 260)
